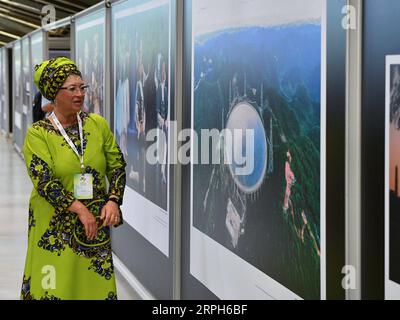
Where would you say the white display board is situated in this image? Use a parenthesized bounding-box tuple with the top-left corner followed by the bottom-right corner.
(112, 0, 172, 257)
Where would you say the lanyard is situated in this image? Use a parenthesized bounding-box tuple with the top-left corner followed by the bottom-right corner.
(50, 112, 85, 173)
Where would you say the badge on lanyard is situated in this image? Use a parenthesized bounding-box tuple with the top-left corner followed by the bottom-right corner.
(74, 174, 93, 199)
(51, 112, 93, 200)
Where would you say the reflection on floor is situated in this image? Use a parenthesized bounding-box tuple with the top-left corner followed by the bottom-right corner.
(0, 133, 141, 300)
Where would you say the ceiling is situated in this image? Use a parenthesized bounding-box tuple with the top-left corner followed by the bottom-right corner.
(0, 0, 103, 47)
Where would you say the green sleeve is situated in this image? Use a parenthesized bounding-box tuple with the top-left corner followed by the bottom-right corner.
(23, 125, 75, 213)
(98, 116, 127, 206)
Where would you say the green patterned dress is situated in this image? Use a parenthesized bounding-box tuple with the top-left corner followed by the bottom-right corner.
(21, 112, 126, 300)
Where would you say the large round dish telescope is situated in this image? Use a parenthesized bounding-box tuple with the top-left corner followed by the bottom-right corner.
(225, 101, 267, 194)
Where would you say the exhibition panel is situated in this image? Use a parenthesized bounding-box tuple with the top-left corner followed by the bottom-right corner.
(75, 8, 106, 116)
(12, 41, 23, 153)
(385, 55, 400, 299)
(112, 0, 171, 254)
(21, 36, 32, 135)
(30, 31, 45, 102)
(0, 47, 10, 135)
(181, 0, 347, 300)
(110, 0, 177, 299)
(193, 0, 325, 300)
(363, 0, 400, 300)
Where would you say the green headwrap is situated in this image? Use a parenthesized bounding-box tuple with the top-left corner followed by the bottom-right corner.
(34, 57, 82, 102)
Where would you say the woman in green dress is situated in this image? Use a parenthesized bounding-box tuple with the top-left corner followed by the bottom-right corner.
(21, 57, 126, 300)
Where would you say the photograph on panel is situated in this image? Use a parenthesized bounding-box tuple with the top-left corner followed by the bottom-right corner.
(114, 0, 169, 211)
(22, 38, 31, 119)
(13, 42, 23, 151)
(75, 10, 105, 116)
(388, 58, 400, 287)
(191, 0, 324, 300)
(31, 32, 44, 102)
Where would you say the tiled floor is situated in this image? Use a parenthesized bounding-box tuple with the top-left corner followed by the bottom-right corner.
(0, 133, 140, 300)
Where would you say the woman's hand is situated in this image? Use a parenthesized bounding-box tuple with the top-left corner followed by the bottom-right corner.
(77, 209, 98, 240)
(100, 201, 121, 227)
(68, 200, 97, 240)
